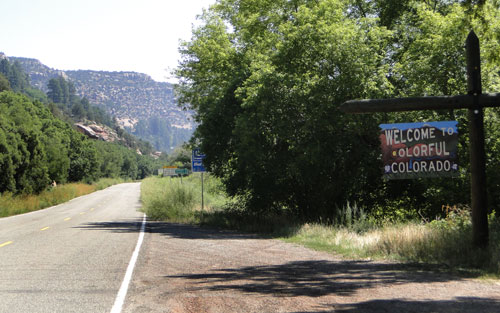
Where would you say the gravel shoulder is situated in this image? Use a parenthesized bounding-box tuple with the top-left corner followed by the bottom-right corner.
(123, 222, 500, 313)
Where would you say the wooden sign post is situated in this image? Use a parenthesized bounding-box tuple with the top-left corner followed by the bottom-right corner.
(340, 31, 500, 248)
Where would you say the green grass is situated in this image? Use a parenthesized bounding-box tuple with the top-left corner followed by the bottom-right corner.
(140, 174, 229, 223)
(0, 178, 127, 218)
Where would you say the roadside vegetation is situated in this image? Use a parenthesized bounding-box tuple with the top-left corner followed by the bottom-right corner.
(140, 175, 228, 223)
(141, 175, 500, 277)
(163, 0, 500, 277)
(283, 207, 500, 276)
(0, 178, 126, 217)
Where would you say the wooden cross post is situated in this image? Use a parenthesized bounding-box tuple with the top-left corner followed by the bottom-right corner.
(339, 31, 500, 248)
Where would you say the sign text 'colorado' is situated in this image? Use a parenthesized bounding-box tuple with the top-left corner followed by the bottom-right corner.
(379, 121, 458, 180)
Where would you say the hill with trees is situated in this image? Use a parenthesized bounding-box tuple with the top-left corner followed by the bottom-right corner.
(0, 57, 163, 195)
(7, 54, 192, 152)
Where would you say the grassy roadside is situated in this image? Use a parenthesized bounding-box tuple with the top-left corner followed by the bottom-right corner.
(140, 175, 500, 277)
(0, 178, 127, 218)
(140, 174, 228, 223)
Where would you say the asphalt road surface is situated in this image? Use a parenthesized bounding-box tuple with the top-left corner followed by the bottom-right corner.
(0, 183, 144, 313)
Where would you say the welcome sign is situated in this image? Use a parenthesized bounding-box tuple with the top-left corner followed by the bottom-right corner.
(379, 121, 459, 180)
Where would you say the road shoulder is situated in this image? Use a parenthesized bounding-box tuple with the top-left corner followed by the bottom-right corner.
(124, 222, 500, 313)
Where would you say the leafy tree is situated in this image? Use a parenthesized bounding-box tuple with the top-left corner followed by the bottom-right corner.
(71, 102, 86, 120)
(67, 130, 99, 183)
(47, 77, 63, 104)
(0, 73, 10, 91)
(177, 0, 393, 218)
(176, 0, 500, 220)
(168, 146, 192, 169)
(0, 59, 9, 77)
(0, 120, 16, 192)
(47, 76, 76, 105)
(0, 60, 30, 93)
(0, 92, 50, 193)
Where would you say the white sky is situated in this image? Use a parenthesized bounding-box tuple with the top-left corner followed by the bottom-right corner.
(0, 0, 215, 82)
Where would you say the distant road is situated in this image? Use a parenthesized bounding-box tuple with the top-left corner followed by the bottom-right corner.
(0, 183, 144, 313)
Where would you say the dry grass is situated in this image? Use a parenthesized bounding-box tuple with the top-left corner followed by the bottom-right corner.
(0, 183, 96, 217)
(0, 178, 125, 218)
(283, 218, 500, 275)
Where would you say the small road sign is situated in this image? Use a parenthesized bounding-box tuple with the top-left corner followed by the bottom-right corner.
(175, 168, 189, 175)
(192, 148, 206, 172)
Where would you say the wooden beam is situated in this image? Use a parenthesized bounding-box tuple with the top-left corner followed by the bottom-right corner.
(339, 93, 500, 113)
(466, 30, 489, 248)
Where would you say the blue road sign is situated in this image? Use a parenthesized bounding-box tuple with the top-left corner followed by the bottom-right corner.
(192, 148, 206, 172)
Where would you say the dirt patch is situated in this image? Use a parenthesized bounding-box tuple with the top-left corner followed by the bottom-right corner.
(123, 222, 500, 312)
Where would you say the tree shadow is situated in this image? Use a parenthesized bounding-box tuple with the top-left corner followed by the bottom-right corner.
(295, 297, 500, 313)
(167, 259, 475, 298)
(76, 219, 260, 240)
(77, 219, 497, 307)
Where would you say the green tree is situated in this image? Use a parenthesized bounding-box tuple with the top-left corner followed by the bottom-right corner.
(47, 76, 76, 105)
(47, 78, 63, 103)
(177, 0, 393, 217)
(0, 122, 16, 192)
(177, 0, 500, 220)
(0, 60, 30, 92)
(0, 73, 10, 91)
(67, 131, 99, 183)
(71, 102, 86, 120)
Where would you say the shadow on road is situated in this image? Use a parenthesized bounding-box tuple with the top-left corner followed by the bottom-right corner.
(76, 219, 259, 240)
(167, 259, 468, 298)
(77, 219, 499, 311)
(293, 297, 500, 313)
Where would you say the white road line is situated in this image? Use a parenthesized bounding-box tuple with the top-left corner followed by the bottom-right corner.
(110, 214, 146, 313)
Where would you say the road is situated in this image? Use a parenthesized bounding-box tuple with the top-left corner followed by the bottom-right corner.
(0, 183, 144, 313)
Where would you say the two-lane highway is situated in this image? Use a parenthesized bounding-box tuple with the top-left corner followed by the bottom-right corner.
(0, 183, 144, 313)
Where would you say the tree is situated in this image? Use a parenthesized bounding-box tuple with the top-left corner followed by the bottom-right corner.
(47, 78, 63, 103)
(177, 0, 393, 218)
(0, 73, 10, 91)
(47, 76, 76, 105)
(0, 123, 16, 192)
(67, 131, 99, 183)
(71, 102, 86, 120)
(0, 59, 30, 92)
(176, 0, 500, 220)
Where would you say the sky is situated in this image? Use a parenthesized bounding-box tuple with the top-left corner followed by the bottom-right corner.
(0, 0, 216, 82)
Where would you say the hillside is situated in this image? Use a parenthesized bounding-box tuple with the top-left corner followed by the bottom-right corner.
(10, 56, 192, 128)
(8, 55, 193, 151)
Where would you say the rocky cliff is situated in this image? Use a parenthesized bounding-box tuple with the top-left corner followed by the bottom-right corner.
(10, 56, 193, 130)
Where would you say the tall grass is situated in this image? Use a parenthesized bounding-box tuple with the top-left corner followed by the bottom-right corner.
(283, 208, 500, 275)
(141, 177, 196, 222)
(0, 183, 94, 217)
(0, 178, 126, 218)
(140, 174, 228, 223)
